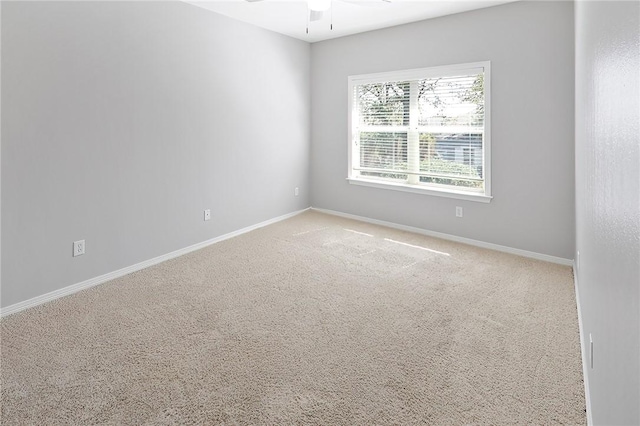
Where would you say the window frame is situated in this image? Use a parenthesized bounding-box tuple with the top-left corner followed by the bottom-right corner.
(347, 61, 492, 203)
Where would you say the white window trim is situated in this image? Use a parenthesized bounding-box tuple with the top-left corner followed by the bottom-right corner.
(347, 61, 492, 203)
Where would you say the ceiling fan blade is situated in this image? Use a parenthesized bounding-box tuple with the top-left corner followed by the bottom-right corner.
(309, 10, 324, 22)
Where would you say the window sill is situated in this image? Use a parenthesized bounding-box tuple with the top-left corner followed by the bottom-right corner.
(346, 177, 493, 203)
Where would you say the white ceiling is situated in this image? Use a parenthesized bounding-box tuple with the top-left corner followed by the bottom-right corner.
(186, 0, 517, 43)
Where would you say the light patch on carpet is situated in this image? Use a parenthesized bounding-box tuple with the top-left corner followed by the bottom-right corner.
(343, 229, 374, 237)
(292, 227, 327, 236)
(384, 237, 451, 256)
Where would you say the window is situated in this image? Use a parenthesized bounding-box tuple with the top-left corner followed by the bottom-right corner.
(347, 62, 491, 202)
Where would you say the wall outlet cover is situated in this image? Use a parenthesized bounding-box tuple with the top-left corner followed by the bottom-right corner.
(73, 240, 85, 257)
(589, 333, 594, 368)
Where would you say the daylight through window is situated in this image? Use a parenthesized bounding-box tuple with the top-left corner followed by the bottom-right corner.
(348, 62, 491, 201)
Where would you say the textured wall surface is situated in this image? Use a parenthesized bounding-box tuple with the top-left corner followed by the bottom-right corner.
(575, 1, 640, 424)
(1, 2, 310, 307)
(310, 1, 575, 259)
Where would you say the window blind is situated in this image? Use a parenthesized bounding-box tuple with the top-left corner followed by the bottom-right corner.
(350, 65, 487, 195)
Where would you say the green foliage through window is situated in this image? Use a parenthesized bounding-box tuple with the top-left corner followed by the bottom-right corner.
(350, 63, 489, 196)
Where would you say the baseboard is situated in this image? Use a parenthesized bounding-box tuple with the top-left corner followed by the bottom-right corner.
(573, 263, 593, 425)
(0, 208, 310, 318)
(2, 206, 572, 317)
(311, 207, 573, 266)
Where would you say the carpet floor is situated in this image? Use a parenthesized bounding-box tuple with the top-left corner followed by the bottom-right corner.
(1, 210, 586, 424)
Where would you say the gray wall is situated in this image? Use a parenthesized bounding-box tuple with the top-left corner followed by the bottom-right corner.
(310, 1, 575, 259)
(1, 1, 310, 308)
(575, 1, 640, 424)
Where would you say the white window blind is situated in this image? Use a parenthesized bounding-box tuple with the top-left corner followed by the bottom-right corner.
(348, 62, 491, 201)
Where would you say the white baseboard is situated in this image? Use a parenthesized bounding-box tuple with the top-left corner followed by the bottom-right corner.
(2, 206, 572, 318)
(0, 208, 310, 318)
(573, 263, 593, 425)
(311, 207, 573, 266)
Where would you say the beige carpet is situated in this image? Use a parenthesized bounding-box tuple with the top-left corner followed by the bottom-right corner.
(1, 210, 585, 424)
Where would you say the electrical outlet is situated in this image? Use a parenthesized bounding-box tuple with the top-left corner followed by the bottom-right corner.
(73, 240, 85, 257)
(589, 333, 594, 368)
(204, 209, 211, 221)
(455, 206, 463, 218)
(295, 187, 299, 197)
